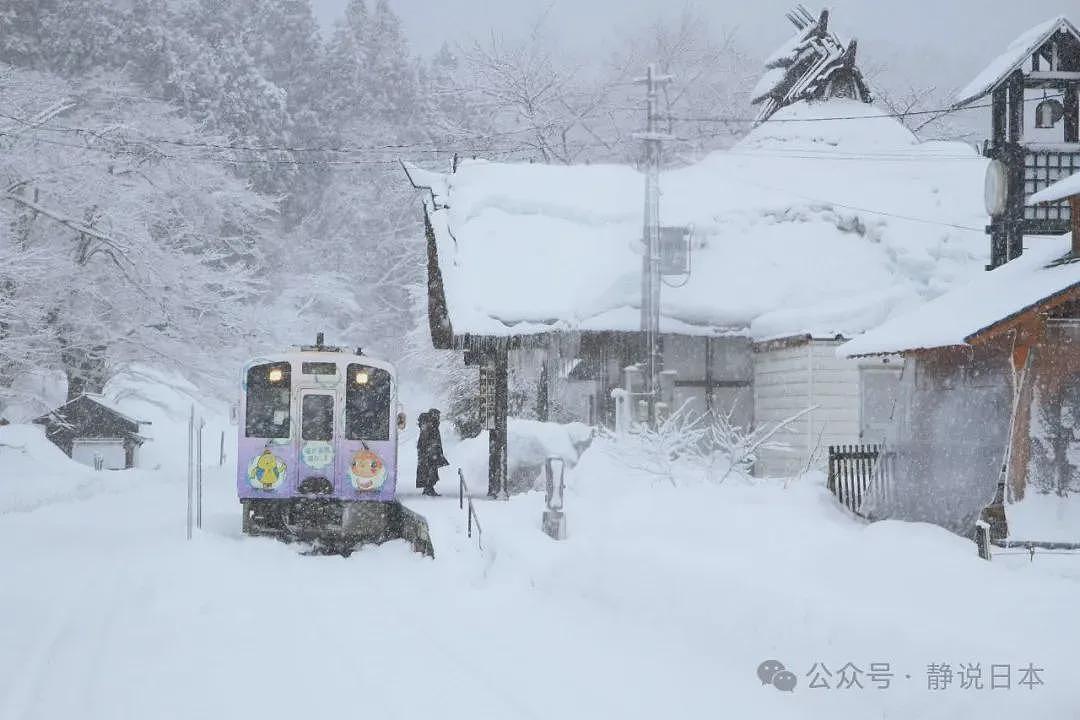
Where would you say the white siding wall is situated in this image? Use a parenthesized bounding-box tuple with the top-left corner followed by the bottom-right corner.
(753, 340, 861, 477)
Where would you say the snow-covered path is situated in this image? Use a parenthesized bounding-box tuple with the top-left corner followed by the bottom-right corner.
(2, 426, 1079, 719)
(0, 456, 725, 720)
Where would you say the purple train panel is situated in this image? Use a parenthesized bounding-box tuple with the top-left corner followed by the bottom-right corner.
(237, 351, 400, 503)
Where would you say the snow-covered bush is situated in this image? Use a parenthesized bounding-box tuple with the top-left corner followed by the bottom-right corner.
(602, 400, 708, 486)
(604, 401, 814, 485)
(704, 405, 815, 483)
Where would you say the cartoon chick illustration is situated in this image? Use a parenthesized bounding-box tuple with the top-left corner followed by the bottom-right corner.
(248, 449, 286, 491)
(349, 448, 386, 491)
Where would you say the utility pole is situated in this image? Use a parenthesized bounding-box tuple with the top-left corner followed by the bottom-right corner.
(633, 64, 673, 426)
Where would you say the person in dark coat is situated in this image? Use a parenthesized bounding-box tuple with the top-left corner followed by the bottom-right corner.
(416, 409, 449, 496)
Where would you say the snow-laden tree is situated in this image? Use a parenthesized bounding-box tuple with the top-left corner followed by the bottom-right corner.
(0, 67, 276, 408)
(0, 0, 126, 77)
(454, 17, 625, 164)
(121, 0, 294, 197)
(322, 0, 371, 123)
(442, 9, 756, 166)
(240, 0, 324, 111)
(610, 8, 758, 161)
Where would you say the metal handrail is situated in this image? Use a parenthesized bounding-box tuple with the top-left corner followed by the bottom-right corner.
(457, 468, 483, 550)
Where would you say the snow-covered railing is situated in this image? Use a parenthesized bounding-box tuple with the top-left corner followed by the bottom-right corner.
(458, 468, 483, 550)
(983, 538, 1080, 562)
(827, 444, 893, 518)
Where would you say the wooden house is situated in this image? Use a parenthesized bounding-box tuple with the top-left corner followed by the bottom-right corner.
(404, 89, 990, 491)
(951, 15, 1080, 268)
(839, 15, 1080, 540)
(34, 394, 149, 470)
(841, 168, 1079, 540)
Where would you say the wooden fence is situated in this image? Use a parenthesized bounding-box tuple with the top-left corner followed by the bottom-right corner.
(827, 444, 893, 518)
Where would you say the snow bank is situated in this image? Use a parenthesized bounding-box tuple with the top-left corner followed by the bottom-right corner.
(2, 422, 1079, 718)
(0, 424, 139, 514)
(449, 419, 595, 494)
(0, 365, 234, 516)
(103, 365, 233, 470)
(1007, 492, 1080, 542)
(411, 99, 989, 342)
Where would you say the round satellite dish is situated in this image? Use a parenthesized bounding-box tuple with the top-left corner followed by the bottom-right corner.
(984, 160, 1007, 217)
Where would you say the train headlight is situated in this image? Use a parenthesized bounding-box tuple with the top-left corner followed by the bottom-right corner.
(267, 368, 284, 383)
(355, 371, 369, 385)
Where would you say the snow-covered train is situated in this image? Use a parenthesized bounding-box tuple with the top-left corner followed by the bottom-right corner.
(237, 335, 433, 556)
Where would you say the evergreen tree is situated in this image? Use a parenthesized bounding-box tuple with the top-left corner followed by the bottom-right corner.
(0, 0, 125, 76)
(0, 0, 56, 68)
(323, 0, 369, 122)
(243, 0, 324, 111)
(365, 0, 416, 126)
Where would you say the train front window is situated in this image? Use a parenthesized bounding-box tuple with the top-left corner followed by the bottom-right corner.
(346, 364, 391, 441)
(302, 394, 335, 441)
(245, 362, 291, 438)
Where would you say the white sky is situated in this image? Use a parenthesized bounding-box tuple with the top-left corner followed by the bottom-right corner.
(311, 0, 1076, 94)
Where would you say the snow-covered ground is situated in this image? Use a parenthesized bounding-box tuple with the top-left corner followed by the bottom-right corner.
(2, 389, 1079, 719)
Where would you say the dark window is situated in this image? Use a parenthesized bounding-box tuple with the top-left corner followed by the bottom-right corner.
(301, 362, 338, 376)
(245, 362, 291, 438)
(345, 364, 391, 441)
(302, 394, 335, 441)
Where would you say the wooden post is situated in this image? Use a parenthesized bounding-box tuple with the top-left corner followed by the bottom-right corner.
(991, 86, 1007, 147)
(1072, 196, 1080, 257)
(1006, 71, 1024, 144)
(1006, 71, 1026, 263)
(487, 343, 509, 499)
(1064, 87, 1079, 144)
(975, 520, 992, 561)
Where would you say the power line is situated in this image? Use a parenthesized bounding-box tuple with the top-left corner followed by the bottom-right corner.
(664, 92, 1064, 125)
(0, 109, 572, 155)
(5, 90, 1058, 157)
(0, 128, 533, 166)
(2, 118, 990, 166)
(1, 124, 996, 175)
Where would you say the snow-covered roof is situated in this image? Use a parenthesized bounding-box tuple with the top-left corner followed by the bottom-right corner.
(1029, 171, 1080, 205)
(840, 236, 1080, 357)
(750, 67, 788, 105)
(406, 99, 990, 342)
(36, 393, 149, 427)
(954, 16, 1080, 108)
(751, 8, 871, 123)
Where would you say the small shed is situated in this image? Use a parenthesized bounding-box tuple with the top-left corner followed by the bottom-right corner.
(34, 394, 149, 470)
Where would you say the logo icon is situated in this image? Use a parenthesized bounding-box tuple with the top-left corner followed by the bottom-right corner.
(302, 440, 334, 470)
(758, 660, 797, 693)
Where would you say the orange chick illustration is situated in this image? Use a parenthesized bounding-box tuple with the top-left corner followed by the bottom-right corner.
(349, 448, 387, 491)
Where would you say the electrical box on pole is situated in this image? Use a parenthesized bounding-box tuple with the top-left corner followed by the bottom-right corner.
(659, 226, 691, 276)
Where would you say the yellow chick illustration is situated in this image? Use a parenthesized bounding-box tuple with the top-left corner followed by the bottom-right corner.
(250, 450, 284, 490)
